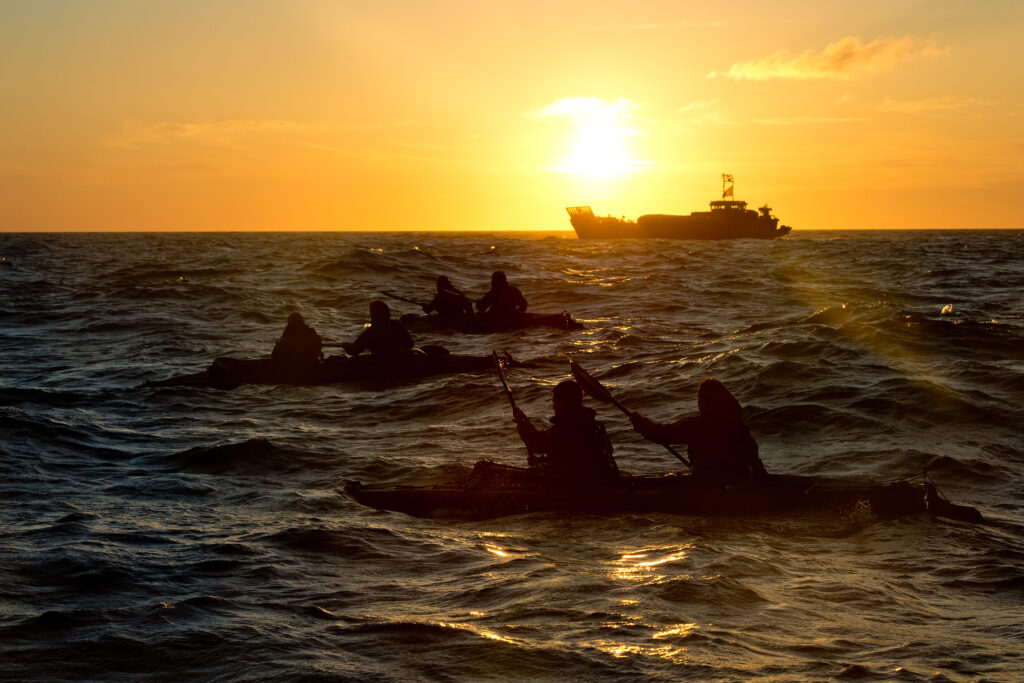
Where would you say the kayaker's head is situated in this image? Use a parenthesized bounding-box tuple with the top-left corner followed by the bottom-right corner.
(286, 312, 305, 327)
(552, 379, 584, 416)
(491, 270, 507, 288)
(369, 299, 391, 325)
(697, 377, 743, 422)
(436, 275, 453, 292)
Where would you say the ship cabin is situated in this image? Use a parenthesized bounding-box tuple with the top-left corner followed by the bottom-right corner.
(709, 200, 748, 212)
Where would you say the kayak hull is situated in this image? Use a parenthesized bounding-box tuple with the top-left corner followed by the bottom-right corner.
(145, 352, 495, 389)
(400, 311, 584, 334)
(345, 469, 982, 522)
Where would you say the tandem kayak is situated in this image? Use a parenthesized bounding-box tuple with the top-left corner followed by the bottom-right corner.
(144, 350, 504, 390)
(345, 462, 982, 523)
(400, 311, 584, 334)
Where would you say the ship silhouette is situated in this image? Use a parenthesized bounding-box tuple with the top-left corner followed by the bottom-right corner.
(567, 175, 792, 239)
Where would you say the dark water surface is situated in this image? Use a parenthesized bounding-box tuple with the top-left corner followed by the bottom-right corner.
(1, 230, 1023, 681)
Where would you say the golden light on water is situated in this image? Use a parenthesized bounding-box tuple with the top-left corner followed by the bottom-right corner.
(433, 621, 521, 646)
(588, 621, 702, 663)
(613, 544, 696, 582)
(484, 543, 509, 558)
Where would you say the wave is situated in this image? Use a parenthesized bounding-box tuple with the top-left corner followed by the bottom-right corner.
(4, 231, 1024, 681)
(161, 438, 310, 475)
(313, 246, 440, 277)
(264, 525, 409, 559)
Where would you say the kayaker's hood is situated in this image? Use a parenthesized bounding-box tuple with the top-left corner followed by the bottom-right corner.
(702, 386, 743, 423)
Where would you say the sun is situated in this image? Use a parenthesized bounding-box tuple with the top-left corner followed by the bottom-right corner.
(536, 97, 645, 179)
(563, 121, 634, 178)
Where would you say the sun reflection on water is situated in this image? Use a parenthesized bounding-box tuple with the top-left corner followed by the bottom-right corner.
(483, 543, 508, 558)
(569, 545, 708, 664)
(612, 544, 696, 582)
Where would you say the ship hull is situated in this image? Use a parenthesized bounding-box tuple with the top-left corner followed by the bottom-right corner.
(571, 210, 791, 240)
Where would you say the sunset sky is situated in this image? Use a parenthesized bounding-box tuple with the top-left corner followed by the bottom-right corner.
(2, 0, 1022, 231)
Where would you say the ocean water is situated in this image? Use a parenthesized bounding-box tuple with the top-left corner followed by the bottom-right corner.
(1, 229, 1022, 681)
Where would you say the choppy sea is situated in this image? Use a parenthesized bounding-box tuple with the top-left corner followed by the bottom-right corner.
(1, 230, 1023, 681)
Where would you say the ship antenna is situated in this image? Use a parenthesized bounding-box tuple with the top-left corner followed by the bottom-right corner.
(722, 173, 735, 200)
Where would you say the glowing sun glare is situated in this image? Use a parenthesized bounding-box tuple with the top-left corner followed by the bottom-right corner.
(564, 122, 633, 178)
(537, 97, 643, 179)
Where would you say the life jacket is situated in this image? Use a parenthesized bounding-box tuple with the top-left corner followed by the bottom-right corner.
(542, 407, 619, 485)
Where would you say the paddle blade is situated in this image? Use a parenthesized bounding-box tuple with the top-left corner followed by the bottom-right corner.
(568, 359, 615, 405)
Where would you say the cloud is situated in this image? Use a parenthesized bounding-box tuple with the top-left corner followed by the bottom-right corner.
(105, 119, 314, 149)
(755, 116, 869, 125)
(676, 99, 732, 125)
(709, 35, 947, 80)
(677, 99, 719, 113)
(532, 97, 640, 123)
(589, 20, 727, 31)
(876, 96, 990, 113)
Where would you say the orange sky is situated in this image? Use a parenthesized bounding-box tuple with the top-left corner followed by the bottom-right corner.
(2, 1, 1023, 231)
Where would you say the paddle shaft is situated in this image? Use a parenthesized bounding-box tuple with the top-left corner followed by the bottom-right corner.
(380, 290, 426, 308)
(609, 400, 690, 468)
(492, 351, 536, 460)
(569, 359, 691, 469)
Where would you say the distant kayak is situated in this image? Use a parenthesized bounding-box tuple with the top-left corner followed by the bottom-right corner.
(145, 350, 502, 390)
(400, 311, 584, 334)
(346, 464, 982, 522)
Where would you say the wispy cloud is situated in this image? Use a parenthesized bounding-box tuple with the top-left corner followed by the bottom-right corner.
(590, 20, 727, 31)
(104, 119, 315, 149)
(532, 97, 640, 123)
(677, 99, 719, 113)
(755, 116, 869, 125)
(876, 96, 990, 113)
(676, 98, 732, 125)
(709, 35, 947, 80)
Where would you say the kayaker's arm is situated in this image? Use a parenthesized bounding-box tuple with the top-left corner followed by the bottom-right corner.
(515, 287, 528, 314)
(342, 326, 372, 356)
(395, 321, 414, 352)
(342, 339, 364, 356)
(513, 408, 548, 467)
(630, 412, 688, 445)
(476, 290, 492, 315)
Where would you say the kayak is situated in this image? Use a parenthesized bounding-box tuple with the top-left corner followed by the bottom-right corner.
(345, 462, 983, 522)
(144, 350, 501, 390)
(400, 311, 584, 333)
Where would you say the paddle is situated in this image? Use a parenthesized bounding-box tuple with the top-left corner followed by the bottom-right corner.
(568, 358, 691, 469)
(380, 290, 427, 308)
(492, 350, 537, 463)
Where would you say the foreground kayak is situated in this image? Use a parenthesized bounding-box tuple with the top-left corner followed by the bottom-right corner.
(400, 311, 584, 333)
(345, 464, 982, 522)
(145, 351, 499, 390)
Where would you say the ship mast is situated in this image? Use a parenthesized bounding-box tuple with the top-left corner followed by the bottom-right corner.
(722, 173, 735, 200)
